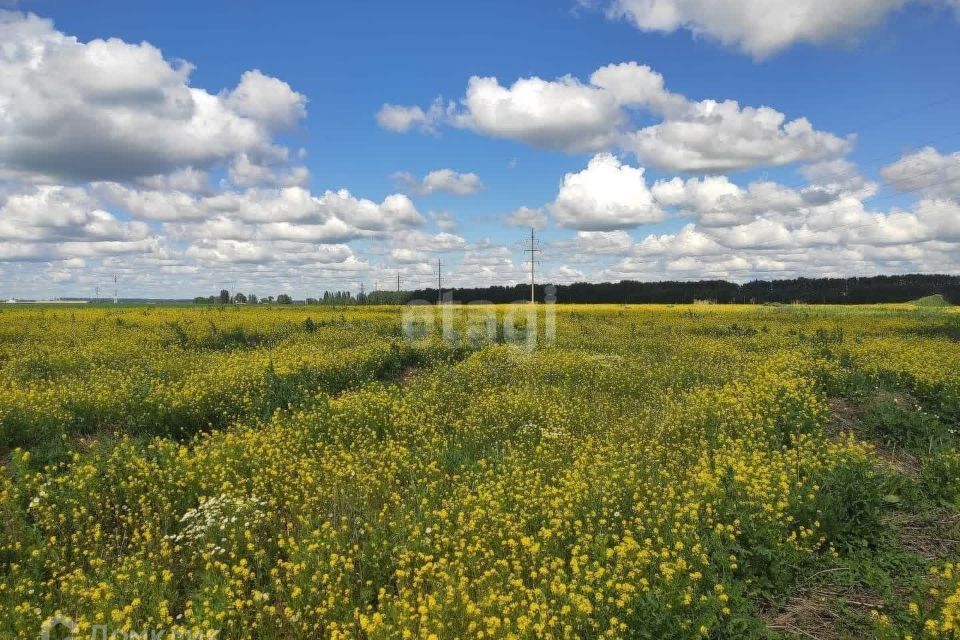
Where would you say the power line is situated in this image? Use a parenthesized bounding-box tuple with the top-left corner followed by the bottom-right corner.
(56, 114, 960, 299)
(849, 89, 960, 134)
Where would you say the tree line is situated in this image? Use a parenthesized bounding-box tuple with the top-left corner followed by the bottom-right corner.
(408, 274, 960, 304)
(194, 289, 409, 305)
(195, 274, 960, 306)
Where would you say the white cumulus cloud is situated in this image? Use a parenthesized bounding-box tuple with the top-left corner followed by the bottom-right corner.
(505, 206, 548, 230)
(0, 11, 307, 182)
(549, 153, 663, 230)
(881, 147, 960, 199)
(223, 69, 306, 132)
(455, 75, 622, 153)
(0, 185, 151, 243)
(605, 0, 929, 58)
(392, 169, 483, 196)
(375, 99, 449, 134)
(379, 62, 851, 172)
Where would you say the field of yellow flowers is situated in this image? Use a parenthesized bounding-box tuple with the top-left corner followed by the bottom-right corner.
(1, 303, 959, 639)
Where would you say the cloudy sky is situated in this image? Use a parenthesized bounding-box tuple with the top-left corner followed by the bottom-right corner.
(1, 1, 960, 299)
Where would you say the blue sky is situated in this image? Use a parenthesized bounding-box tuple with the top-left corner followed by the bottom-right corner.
(1, 0, 960, 298)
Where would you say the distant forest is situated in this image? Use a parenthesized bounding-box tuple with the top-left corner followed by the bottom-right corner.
(408, 274, 960, 305)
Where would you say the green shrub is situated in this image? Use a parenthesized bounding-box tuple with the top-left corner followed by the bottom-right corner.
(860, 396, 951, 454)
(803, 461, 887, 552)
(921, 449, 960, 507)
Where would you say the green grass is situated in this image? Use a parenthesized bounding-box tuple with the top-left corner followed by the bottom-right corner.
(910, 294, 951, 307)
(762, 373, 960, 639)
(859, 394, 952, 455)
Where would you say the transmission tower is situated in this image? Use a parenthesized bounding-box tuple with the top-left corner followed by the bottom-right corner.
(523, 228, 541, 304)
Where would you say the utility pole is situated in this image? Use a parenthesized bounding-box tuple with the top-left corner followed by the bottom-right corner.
(397, 271, 401, 305)
(524, 228, 541, 304)
(437, 259, 442, 305)
(95, 286, 100, 304)
(113, 274, 118, 304)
